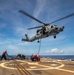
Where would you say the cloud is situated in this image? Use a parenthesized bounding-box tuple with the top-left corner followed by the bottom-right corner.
(50, 48, 63, 53)
(38, 48, 64, 55)
(33, 0, 46, 18)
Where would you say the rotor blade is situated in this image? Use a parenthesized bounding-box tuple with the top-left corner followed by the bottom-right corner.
(28, 24, 49, 30)
(19, 10, 45, 24)
(28, 26, 42, 30)
(50, 12, 74, 24)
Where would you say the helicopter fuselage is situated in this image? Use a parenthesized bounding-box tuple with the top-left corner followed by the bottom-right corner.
(22, 25, 64, 42)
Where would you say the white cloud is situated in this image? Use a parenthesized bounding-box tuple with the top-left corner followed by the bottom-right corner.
(33, 0, 46, 18)
(38, 48, 64, 55)
(50, 48, 63, 53)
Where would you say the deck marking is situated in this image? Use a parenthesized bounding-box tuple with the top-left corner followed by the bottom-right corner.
(57, 68, 74, 73)
(0, 60, 64, 70)
(0, 62, 17, 70)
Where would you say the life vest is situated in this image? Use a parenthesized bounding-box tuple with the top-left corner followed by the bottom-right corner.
(3, 50, 7, 55)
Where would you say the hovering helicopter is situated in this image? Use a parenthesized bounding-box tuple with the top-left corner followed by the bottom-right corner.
(19, 10, 74, 42)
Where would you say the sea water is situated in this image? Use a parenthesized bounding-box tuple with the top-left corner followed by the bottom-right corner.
(0, 55, 74, 60)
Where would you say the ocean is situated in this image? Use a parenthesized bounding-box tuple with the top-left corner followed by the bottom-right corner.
(40, 55, 74, 60)
(0, 55, 74, 60)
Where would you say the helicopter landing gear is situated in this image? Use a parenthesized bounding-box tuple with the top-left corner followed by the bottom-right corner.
(38, 40, 40, 43)
(54, 35, 56, 39)
(37, 39, 40, 43)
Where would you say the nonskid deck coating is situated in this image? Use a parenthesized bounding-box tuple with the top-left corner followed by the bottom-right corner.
(0, 59, 74, 75)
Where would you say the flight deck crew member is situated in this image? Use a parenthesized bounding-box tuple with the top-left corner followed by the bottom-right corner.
(37, 55, 40, 61)
(1, 50, 8, 60)
(17, 54, 22, 58)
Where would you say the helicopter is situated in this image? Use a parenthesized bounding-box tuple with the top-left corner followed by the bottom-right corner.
(19, 10, 74, 42)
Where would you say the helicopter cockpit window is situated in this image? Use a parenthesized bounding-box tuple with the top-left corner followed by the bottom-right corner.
(51, 26, 53, 28)
(37, 30, 39, 33)
(37, 30, 40, 35)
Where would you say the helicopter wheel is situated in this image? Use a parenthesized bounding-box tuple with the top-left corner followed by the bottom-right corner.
(54, 35, 56, 39)
(38, 40, 40, 43)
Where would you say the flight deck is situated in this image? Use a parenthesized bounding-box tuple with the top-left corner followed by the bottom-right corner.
(0, 58, 74, 75)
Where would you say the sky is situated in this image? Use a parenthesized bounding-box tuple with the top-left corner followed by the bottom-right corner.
(0, 0, 74, 55)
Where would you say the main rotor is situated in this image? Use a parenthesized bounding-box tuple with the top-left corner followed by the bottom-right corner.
(19, 10, 74, 30)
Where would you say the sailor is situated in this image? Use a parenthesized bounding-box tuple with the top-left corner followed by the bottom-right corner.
(37, 55, 40, 61)
(16, 54, 22, 59)
(22, 54, 25, 59)
(1, 50, 8, 60)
